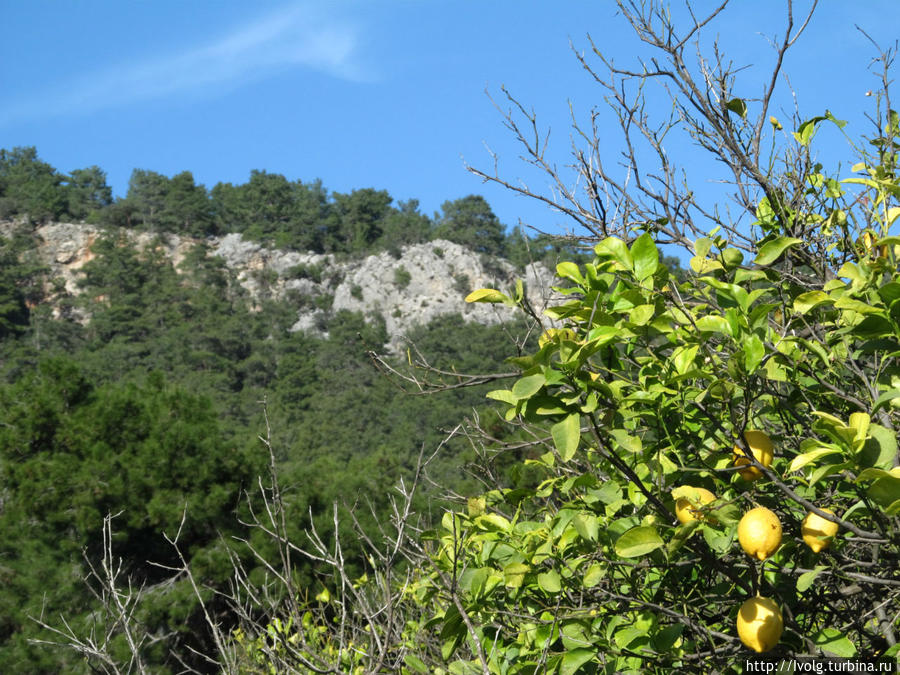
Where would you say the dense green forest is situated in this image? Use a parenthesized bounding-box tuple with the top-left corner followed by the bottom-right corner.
(0, 145, 578, 266)
(0, 147, 558, 671)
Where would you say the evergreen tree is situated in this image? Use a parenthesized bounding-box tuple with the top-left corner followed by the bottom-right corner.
(63, 166, 113, 221)
(0, 358, 264, 671)
(330, 188, 392, 253)
(0, 147, 66, 223)
(434, 194, 506, 256)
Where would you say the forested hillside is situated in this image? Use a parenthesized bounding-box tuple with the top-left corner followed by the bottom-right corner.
(0, 147, 583, 671)
(5, 0, 900, 669)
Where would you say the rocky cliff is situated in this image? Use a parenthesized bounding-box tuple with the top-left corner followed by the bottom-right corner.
(2, 221, 559, 347)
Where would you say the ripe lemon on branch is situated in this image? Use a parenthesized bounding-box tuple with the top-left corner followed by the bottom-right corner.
(673, 486, 716, 524)
(801, 508, 839, 553)
(733, 430, 774, 481)
(738, 507, 782, 561)
(736, 595, 784, 652)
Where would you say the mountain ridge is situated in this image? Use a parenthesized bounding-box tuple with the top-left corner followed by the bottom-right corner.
(1, 220, 559, 347)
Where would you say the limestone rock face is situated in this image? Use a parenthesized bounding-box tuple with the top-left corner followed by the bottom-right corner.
(329, 240, 555, 338)
(2, 221, 560, 347)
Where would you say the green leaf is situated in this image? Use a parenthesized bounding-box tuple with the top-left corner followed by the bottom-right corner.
(557, 261, 585, 285)
(560, 648, 594, 675)
(513, 277, 524, 303)
(793, 290, 832, 314)
(440, 606, 465, 661)
(834, 296, 880, 314)
(671, 344, 699, 376)
(690, 255, 724, 274)
(788, 446, 842, 473)
(583, 562, 604, 588)
(743, 334, 765, 373)
(825, 110, 848, 129)
(631, 232, 659, 281)
(850, 315, 894, 338)
(793, 115, 827, 146)
(859, 424, 898, 470)
(551, 413, 581, 462)
(629, 304, 655, 326)
(721, 247, 745, 268)
(796, 566, 826, 593)
(811, 628, 857, 657)
(459, 566, 492, 598)
(511, 373, 546, 400)
(586, 324, 622, 344)
(572, 512, 599, 542)
(695, 314, 732, 334)
(694, 237, 713, 258)
(701, 523, 734, 554)
(652, 624, 685, 652)
(614, 625, 648, 651)
(595, 236, 634, 271)
(725, 97, 747, 118)
(615, 525, 663, 558)
(503, 562, 529, 589)
(465, 288, 511, 304)
(755, 236, 803, 265)
(537, 570, 562, 594)
(878, 281, 900, 304)
(867, 475, 900, 511)
(668, 520, 700, 554)
(848, 412, 870, 446)
(809, 461, 850, 487)
(857, 468, 898, 483)
(476, 513, 511, 532)
(405, 654, 430, 673)
(610, 428, 642, 454)
(531, 395, 569, 415)
(486, 389, 517, 405)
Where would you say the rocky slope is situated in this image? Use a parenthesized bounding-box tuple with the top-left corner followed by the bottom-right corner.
(2, 221, 559, 347)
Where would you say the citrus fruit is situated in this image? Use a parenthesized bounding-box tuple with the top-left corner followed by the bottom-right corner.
(674, 487, 716, 524)
(737, 507, 782, 561)
(801, 508, 839, 553)
(733, 430, 774, 481)
(736, 595, 783, 652)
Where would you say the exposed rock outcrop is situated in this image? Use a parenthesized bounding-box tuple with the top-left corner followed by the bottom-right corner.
(2, 221, 560, 347)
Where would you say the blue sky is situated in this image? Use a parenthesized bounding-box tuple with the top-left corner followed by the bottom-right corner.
(1, 1, 896, 237)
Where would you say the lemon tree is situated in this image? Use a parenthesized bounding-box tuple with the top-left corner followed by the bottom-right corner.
(429, 191, 899, 670)
(405, 4, 900, 672)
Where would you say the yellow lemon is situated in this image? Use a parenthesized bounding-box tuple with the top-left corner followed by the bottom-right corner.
(801, 508, 839, 553)
(737, 595, 783, 652)
(674, 487, 716, 524)
(733, 430, 774, 481)
(738, 507, 782, 561)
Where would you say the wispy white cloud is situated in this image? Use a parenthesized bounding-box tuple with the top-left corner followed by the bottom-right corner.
(1, 2, 370, 126)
